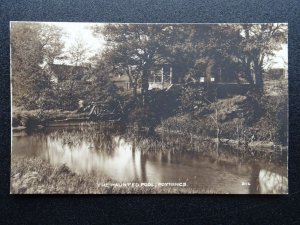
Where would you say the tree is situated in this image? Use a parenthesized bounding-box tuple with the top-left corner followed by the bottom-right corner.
(159, 24, 243, 85)
(11, 23, 46, 109)
(93, 24, 175, 106)
(52, 38, 91, 110)
(68, 38, 89, 66)
(180, 24, 287, 89)
(238, 24, 287, 91)
(91, 23, 287, 109)
(39, 24, 65, 64)
(81, 60, 119, 104)
(11, 22, 65, 109)
(164, 25, 209, 83)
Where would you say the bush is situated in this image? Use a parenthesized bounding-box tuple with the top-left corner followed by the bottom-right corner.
(128, 106, 158, 127)
(12, 109, 50, 128)
(179, 84, 209, 114)
(125, 89, 180, 128)
(239, 91, 264, 125)
(254, 95, 288, 144)
(12, 115, 21, 127)
(148, 89, 180, 118)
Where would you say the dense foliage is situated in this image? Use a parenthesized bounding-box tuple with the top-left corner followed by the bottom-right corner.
(11, 23, 119, 111)
(11, 23, 288, 144)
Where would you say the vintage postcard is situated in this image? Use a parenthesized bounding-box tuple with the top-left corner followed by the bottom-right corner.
(11, 22, 288, 194)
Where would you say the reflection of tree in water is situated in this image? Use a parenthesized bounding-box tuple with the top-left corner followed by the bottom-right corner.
(41, 125, 287, 186)
(93, 132, 114, 153)
(249, 163, 261, 194)
(124, 130, 241, 166)
(140, 152, 148, 182)
(45, 125, 118, 153)
(160, 151, 171, 163)
(131, 138, 138, 179)
(16, 131, 55, 159)
(127, 132, 219, 153)
(29, 132, 48, 145)
(248, 161, 288, 194)
(258, 169, 288, 194)
(124, 133, 148, 182)
(122, 130, 287, 184)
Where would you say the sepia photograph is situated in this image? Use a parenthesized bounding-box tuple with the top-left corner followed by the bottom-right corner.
(10, 22, 288, 194)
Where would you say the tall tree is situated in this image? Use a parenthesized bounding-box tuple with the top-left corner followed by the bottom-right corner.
(39, 24, 65, 64)
(11, 22, 65, 109)
(11, 23, 45, 108)
(93, 24, 175, 105)
(54, 38, 91, 110)
(68, 38, 89, 66)
(84, 60, 119, 103)
(238, 23, 287, 90)
(92, 23, 287, 100)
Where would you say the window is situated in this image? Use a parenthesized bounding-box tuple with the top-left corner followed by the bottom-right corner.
(211, 77, 215, 82)
(200, 77, 205, 82)
(154, 73, 162, 83)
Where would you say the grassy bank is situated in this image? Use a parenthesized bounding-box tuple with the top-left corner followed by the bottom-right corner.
(12, 107, 88, 129)
(11, 157, 218, 194)
(158, 94, 287, 148)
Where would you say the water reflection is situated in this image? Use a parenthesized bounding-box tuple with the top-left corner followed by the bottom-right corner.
(258, 169, 288, 194)
(12, 125, 288, 194)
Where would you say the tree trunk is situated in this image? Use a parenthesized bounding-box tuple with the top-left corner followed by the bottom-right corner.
(141, 68, 149, 107)
(132, 81, 137, 98)
(127, 66, 137, 98)
(243, 26, 255, 85)
(245, 59, 254, 85)
(253, 60, 264, 93)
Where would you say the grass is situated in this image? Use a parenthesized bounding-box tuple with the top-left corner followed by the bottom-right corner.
(11, 156, 220, 194)
(159, 94, 287, 148)
(12, 107, 88, 128)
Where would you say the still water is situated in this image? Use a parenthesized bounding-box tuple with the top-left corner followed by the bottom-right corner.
(12, 123, 288, 194)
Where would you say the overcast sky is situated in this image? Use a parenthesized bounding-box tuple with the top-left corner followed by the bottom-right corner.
(43, 22, 287, 68)
(50, 22, 105, 55)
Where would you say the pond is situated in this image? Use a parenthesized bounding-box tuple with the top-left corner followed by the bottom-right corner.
(12, 123, 288, 194)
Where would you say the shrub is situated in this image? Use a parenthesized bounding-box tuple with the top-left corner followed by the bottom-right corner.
(128, 106, 158, 127)
(179, 84, 211, 114)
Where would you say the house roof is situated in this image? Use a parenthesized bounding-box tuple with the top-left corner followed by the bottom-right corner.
(111, 75, 130, 82)
(154, 57, 173, 65)
(49, 64, 88, 81)
(268, 68, 287, 71)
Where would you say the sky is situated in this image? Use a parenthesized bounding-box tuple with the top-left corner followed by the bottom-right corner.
(45, 22, 287, 68)
(268, 44, 288, 69)
(48, 22, 105, 61)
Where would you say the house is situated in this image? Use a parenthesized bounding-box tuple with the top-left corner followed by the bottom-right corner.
(110, 62, 224, 92)
(110, 57, 253, 94)
(183, 57, 246, 85)
(148, 64, 173, 90)
(110, 64, 174, 92)
(111, 75, 132, 91)
(267, 68, 288, 80)
(47, 63, 92, 84)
